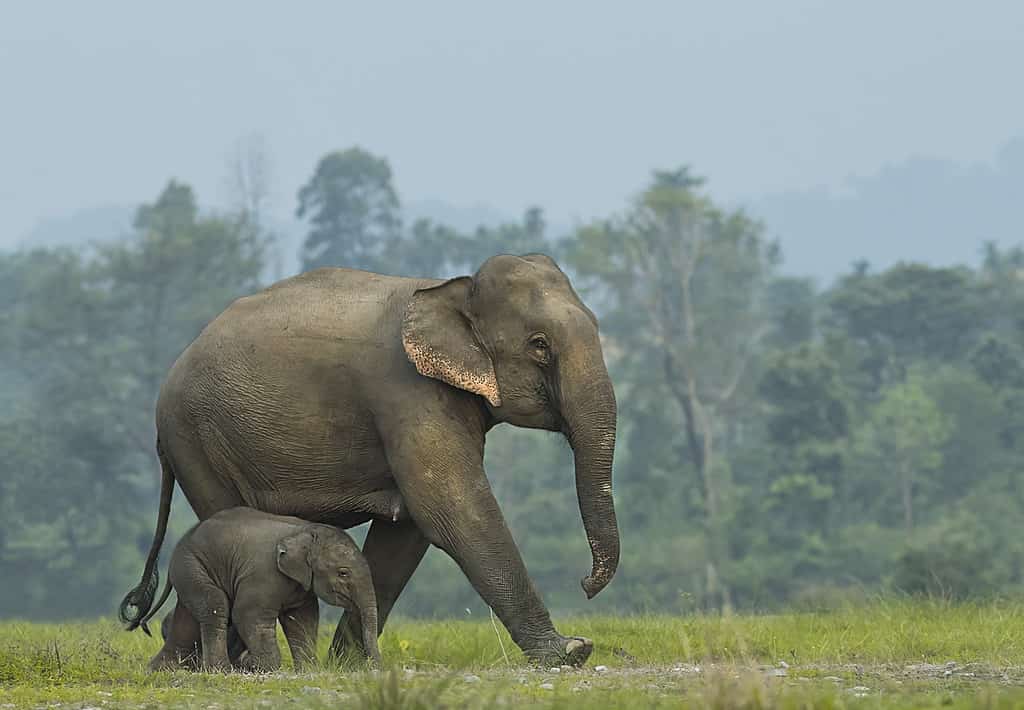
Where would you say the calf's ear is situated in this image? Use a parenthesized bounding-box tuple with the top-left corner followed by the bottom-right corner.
(276, 529, 315, 591)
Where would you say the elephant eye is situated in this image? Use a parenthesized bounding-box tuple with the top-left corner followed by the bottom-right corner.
(528, 335, 551, 364)
(338, 568, 350, 577)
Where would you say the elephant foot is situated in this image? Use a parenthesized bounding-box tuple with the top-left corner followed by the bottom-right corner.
(237, 653, 281, 674)
(524, 635, 593, 667)
(148, 647, 202, 673)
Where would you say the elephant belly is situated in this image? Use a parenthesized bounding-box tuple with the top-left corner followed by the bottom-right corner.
(170, 381, 398, 527)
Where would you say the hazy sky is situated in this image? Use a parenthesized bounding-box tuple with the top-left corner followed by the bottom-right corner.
(2, 1, 1022, 249)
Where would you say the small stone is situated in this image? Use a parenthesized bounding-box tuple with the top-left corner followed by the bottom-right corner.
(549, 666, 561, 673)
(300, 687, 321, 694)
(594, 665, 608, 673)
(945, 661, 957, 669)
(464, 674, 481, 683)
(777, 660, 789, 669)
(560, 665, 572, 672)
(943, 669, 953, 677)
(824, 676, 843, 683)
(769, 668, 787, 677)
(539, 682, 555, 690)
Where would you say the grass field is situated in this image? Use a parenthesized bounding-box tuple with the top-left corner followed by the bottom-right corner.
(4, 599, 1024, 708)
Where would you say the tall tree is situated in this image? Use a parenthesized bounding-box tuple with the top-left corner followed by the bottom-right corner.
(297, 147, 401, 272)
(858, 376, 951, 534)
(568, 167, 778, 610)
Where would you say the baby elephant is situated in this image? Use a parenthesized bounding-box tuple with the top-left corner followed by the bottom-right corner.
(142, 506, 380, 672)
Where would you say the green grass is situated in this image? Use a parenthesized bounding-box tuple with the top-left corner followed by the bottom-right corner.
(4, 599, 1024, 708)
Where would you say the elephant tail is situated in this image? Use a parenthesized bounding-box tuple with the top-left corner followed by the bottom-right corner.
(118, 440, 175, 633)
(137, 574, 174, 638)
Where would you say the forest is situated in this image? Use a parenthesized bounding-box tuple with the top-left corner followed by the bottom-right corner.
(3, 147, 1024, 621)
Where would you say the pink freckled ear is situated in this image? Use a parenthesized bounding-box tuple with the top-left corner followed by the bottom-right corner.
(401, 278, 502, 407)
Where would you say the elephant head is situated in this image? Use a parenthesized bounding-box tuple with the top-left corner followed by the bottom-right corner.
(402, 253, 619, 598)
(277, 525, 381, 664)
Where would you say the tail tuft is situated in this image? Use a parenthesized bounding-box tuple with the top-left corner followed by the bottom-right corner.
(118, 568, 160, 632)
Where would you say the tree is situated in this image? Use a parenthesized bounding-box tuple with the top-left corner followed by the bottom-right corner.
(567, 167, 779, 610)
(0, 181, 267, 618)
(297, 148, 401, 272)
(225, 133, 282, 281)
(859, 376, 951, 534)
(825, 263, 986, 390)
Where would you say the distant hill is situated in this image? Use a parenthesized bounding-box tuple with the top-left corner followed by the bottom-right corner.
(745, 137, 1024, 285)
(19, 205, 134, 250)
(12, 199, 520, 280)
(13, 139, 1024, 287)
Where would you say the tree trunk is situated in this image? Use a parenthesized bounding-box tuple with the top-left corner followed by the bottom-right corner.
(667, 354, 730, 612)
(901, 464, 913, 535)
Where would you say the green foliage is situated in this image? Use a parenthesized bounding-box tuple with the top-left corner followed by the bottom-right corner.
(0, 181, 266, 618)
(5, 156, 1024, 623)
(297, 147, 402, 272)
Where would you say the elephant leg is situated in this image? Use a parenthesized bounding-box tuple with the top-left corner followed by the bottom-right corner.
(161, 429, 250, 669)
(233, 619, 281, 673)
(232, 591, 282, 673)
(185, 584, 231, 672)
(329, 518, 429, 659)
(280, 594, 320, 670)
(227, 626, 247, 668)
(385, 424, 592, 667)
(149, 601, 202, 672)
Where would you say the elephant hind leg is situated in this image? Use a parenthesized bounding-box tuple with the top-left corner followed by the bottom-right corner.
(149, 601, 202, 672)
(160, 427, 249, 521)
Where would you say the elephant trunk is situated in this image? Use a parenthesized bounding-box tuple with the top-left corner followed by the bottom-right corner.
(358, 596, 381, 666)
(560, 337, 620, 600)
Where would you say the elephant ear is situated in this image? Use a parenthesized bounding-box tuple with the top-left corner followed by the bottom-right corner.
(276, 528, 315, 591)
(401, 277, 502, 407)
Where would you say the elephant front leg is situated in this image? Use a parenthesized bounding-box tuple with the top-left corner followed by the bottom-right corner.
(386, 427, 593, 667)
(232, 593, 283, 673)
(280, 594, 320, 670)
(330, 518, 429, 660)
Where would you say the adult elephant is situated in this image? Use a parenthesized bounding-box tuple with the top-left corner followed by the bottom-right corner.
(120, 254, 619, 665)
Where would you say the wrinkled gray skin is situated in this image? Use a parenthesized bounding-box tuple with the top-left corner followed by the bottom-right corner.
(121, 254, 619, 666)
(146, 507, 380, 672)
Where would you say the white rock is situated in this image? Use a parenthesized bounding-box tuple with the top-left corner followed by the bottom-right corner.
(549, 667, 561, 674)
(539, 682, 555, 690)
(777, 660, 789, 669)
(464, 674, 481, 683)
(594, 665, 608, 673)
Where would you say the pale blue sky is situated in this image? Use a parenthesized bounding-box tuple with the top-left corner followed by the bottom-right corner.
(2, 1, 1022, 276)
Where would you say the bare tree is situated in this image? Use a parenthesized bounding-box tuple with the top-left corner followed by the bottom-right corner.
(225, 134, 282, 279)
(622, 169, 775, 611)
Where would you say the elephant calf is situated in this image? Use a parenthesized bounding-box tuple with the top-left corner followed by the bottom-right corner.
(141, 506, 380, 672)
